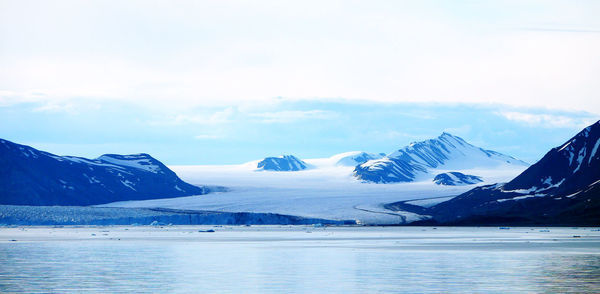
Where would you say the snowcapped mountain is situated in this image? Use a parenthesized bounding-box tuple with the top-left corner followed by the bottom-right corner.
(257, 155, 308, 171)
(433, 172, 482, 186)
(0, 138, 209, 206)
(96, 154, 166, 174)
(354, 157, 428, 183)
(329, 151, 384, 166)
(428, 120, 600, 225)
(502, 121, 600, 196)
(354, 133, 528, 183)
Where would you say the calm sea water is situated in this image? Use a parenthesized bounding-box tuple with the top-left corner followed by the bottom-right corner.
(1, 226, 599, 293)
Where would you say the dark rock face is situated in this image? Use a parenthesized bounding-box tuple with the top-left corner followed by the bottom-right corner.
(503, 121, 600, 197)
(257, 155, 307, 171)
(427, 121, 600, 226)
(0, 138, 208, 206)
(433, 172, 483, 186)
(354, 132, 527, 183)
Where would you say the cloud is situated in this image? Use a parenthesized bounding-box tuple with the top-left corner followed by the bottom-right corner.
(497, 111, 598, 129)
(395, 110, 437, 120)
(1, 2, 599, 113)
(249, 110, 338, 123)
(32, 103, 77, 114)
(150, 108, 235, 126)
(0, 90, 49, 107)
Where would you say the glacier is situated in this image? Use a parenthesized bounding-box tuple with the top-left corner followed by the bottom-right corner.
(102, 149, 527, 225)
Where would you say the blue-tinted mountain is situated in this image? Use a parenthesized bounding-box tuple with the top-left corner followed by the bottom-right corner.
(428, 121, 600, 225)
(257, 155, 307, 171)
(329, 151, 384, 166)
(433, 172, 482, 186)
(354, 133, 528, 183)
(354, 157, 428, 182)
(0, 138, 209, 206)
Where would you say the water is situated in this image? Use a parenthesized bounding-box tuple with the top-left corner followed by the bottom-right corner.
(1, 226, 599, 293)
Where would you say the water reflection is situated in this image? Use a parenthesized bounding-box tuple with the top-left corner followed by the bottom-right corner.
(1, 240, 599, 293)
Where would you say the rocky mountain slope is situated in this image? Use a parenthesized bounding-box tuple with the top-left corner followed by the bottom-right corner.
(0, 139, 209, 206)
(427, 121, 600, 225)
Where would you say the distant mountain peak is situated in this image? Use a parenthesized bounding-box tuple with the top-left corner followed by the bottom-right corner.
(257, 155, 308, 171)
(439, 132, 459, 139)
(433, 172, 483, 186)
(355, 133, 528, 183)
(328, 151, 384, 166)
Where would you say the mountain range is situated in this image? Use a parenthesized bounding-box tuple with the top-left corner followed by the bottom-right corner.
(406, 120, 600, 225)
(253, 133, 527, 187)
(0, 139, 209, 206)
(354, 133, 529, 183)
(4, 122, 597, 226)
(255, 151, 385, 171)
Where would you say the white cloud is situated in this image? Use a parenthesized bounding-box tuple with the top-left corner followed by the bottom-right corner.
(0, 90, 49, 107)
(150, 108, 235, 126)
(249, 110, 338, 123)
(497, 111, 598, 129)
(32, 103, 77, 114)
(1, 1, 599, 113)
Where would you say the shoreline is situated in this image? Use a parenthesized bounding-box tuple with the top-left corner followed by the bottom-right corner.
(2, 226, 600, 250)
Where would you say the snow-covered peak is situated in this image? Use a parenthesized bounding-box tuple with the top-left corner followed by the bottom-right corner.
(328, 151, 384, 166)
(554, 120, 600, 170)
(97, 153, 164, 174)
(504, 119, 600, 194)
(257, 155, 308, 171)
(439, 132, 467, 142)
(388, 133, 527, 170)
(355, 133, 528, 183)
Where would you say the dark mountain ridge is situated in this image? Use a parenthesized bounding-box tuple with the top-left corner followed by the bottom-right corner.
(0, 138, 209, 206)
(424, 121, 600, 225)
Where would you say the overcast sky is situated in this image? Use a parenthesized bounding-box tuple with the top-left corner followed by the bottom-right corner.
(1, 1, 599, 164)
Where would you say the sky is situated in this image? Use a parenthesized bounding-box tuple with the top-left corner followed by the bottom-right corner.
(1, 0, 599, 164)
